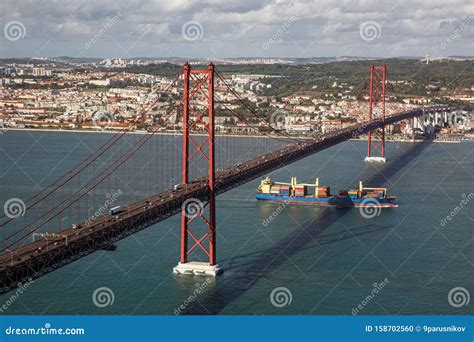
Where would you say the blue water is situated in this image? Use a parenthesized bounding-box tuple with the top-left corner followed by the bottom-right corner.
(0, 131, 472, 315)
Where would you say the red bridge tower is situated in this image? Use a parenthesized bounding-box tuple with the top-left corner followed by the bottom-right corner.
(365, 65, 387, 163)
(173, 62, 222, 276)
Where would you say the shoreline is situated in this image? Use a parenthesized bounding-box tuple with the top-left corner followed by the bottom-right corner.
(2, 127, 470, 143)
(1, 127, 279, 139)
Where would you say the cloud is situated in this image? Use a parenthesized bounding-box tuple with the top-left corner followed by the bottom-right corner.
(0, 0, 473, 58)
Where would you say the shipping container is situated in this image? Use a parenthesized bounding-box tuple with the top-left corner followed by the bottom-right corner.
(270, 185, 281, 195)
(294, 186, 307, 196)
(317, 186, 330, 198)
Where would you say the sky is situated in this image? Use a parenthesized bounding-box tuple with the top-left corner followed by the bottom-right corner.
(0, 0, 473, 59)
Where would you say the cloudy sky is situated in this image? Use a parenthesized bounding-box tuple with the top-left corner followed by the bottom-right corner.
(0, 0, 473, 58)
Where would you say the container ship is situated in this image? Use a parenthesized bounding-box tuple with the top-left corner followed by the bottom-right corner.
(256, 177, 397, 207)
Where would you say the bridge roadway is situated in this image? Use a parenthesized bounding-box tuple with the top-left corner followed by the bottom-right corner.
(0, 107, 448, 292)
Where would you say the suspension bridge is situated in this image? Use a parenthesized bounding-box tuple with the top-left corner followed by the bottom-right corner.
(0, 63, 457, 292)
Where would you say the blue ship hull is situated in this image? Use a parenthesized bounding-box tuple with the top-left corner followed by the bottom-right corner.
(256, 193, 398, 207)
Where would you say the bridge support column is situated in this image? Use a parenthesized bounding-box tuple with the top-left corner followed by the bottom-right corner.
(365, 65, 387, 163)
(174, 62, 222, 277)
(416, 113, 426, 131)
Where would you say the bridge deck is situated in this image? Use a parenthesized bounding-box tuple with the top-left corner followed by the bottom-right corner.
(0, 107, 447, 292)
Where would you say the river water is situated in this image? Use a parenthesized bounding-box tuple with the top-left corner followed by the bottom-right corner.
(0, 131, 472, 315)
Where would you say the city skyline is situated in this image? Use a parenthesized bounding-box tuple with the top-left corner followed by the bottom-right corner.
(0, 0, 473, 59)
